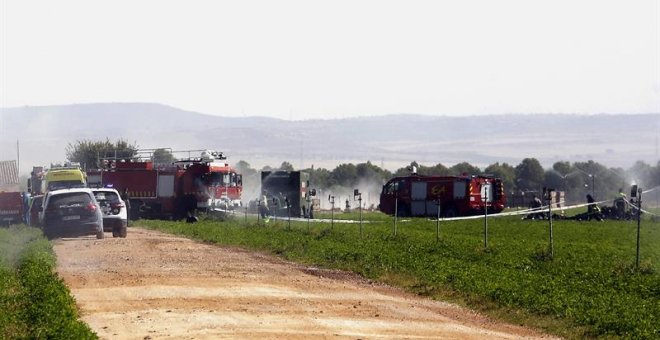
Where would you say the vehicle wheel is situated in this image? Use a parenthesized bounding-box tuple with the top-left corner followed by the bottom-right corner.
(396, 203, 410, 217)
(43, 229, 56, 240)
(96, 230, 105, 239)
(112, 227, 119, 238)
(119, 225, 127, 238)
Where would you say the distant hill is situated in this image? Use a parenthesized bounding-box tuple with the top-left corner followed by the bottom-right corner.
(0, 103, 658, 174)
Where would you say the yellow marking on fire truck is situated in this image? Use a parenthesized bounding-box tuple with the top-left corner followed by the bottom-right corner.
(431, 185, 446, 195)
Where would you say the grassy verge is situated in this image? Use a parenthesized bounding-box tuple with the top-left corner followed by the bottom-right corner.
(140, 213, 659, 339)
(0, 225, 97, 339)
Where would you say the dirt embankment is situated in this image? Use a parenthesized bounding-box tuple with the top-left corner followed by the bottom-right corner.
(54, 227, 555, 339)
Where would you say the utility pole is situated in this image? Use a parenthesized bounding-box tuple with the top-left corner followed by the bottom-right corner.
(286, 197, 291, 230)
(256, 199, 260, 224)
(306, 194, 311, 233)
(632, 186, 642, 268)
(394, 191, 398, 237)
(328, 195, 335, 229)
(17, 140, 20, 177)
(483, 181, 489, 249)
(436, 199, 441, 243)
(354, 189, 363, 238)
(546, 187, 555, 258)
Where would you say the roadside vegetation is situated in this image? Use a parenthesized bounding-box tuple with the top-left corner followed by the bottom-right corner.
(0, 225, 96, 339)
(141, 213, 659, 339)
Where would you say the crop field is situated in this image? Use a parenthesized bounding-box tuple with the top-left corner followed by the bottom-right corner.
(141, 212, 660, 339)
(0, 226, 96, 339)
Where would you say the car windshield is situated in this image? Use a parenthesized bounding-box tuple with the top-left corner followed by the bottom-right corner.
(31, 197, 43, 210)
(48, 193, 93, 209)
(47, 180, 86, 191)
(204, 172, 238, 186)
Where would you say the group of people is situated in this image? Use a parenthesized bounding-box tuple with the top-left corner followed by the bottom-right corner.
(525, 188, 632, 221)
(525, 194, 546, 220)
(258, 191, 314, 220)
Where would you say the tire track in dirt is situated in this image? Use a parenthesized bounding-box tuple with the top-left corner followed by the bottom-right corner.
(54, 227, 555, 339)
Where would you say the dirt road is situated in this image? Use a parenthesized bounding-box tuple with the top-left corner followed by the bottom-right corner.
(54, 227, 553, 339)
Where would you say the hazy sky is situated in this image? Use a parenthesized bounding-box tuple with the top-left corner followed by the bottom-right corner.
(1, 0, 659, 120)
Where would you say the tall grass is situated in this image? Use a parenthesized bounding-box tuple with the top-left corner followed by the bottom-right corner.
(0, 226, 97, 339)
(141, 213, 659, 339)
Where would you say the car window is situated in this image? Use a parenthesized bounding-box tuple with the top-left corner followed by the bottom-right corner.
(94, 191, 120, 203)
(31, 197, 43, 210)
(48, 193, 93, 209)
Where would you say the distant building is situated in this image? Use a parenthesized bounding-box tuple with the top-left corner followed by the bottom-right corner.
(0, 160, 20, 192)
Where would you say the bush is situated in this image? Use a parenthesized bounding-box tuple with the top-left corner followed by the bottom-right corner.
(0, 226, 97, 339)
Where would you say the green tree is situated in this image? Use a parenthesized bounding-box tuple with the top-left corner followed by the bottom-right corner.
(307, 167, 332, 188)
(393, 161, 417, 177)
(552, 161, 571, 175)
(356, 161, 391, 183)
(515, 158, 544, 191)
(394, 161, 463, 177)
(234, 160, 257, 178)
(152, 148, 175, 164)
(330, 163, 358, 187)
(427, 163, 450, 176)
(449, 162, 481, 176)
(572, 160, 610, 199)
(279, 161, 295, 171)
(485, 162, 516, 193)
(65, 139, 138, 170)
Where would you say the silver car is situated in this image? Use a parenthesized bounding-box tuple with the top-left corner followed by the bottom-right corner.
(42, 188, 104, 239)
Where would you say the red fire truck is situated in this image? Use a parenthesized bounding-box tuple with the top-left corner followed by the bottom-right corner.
(0, 160, 24, 226)
(87, 151, 242, 220)
(379, 174, 506, 217)
(0, 192, 23, 226)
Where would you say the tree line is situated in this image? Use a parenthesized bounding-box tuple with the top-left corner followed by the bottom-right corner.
(235, 158, 660, 205)
(65, 139, 660, 205)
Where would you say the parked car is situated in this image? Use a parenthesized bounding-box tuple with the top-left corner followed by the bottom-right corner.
(92, 188, 127, 238)
(42, 188, 104, 239)
(28, 195, 44, 227)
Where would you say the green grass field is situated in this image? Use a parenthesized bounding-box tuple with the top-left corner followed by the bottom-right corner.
(0, 226, 97, 339)
(140, 211, 659, 339)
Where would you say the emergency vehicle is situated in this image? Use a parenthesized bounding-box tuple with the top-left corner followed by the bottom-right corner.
(0, 192, 23, 225)
(260, 170, 310, 218)
(0, 160, 24, 225)
(28, 164, 87, 195)
(87, 150, 242, 220)
(379, 173, 506, 217)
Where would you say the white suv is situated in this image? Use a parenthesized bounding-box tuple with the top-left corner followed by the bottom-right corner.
(92, 188, 128, 238)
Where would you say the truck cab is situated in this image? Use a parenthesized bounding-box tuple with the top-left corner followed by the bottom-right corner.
(45, 166, 87, 191)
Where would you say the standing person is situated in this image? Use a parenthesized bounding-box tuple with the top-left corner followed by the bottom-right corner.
(22, 192, 31, 225)
(613, 188, 627, 220)
(122, 188, 131, 226)
(586, 194, 602, 221)
(527, 194, 543, 219)
(259, 191, 269, 219)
